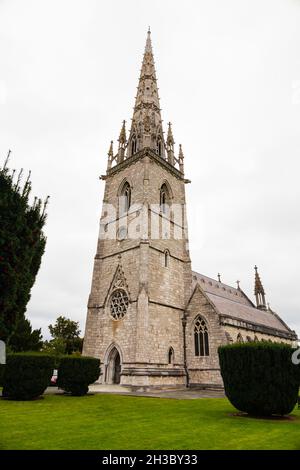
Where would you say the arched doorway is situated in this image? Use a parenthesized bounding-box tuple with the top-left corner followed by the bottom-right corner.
(106, 347, 122, 384)
(113, 351, 121, 384)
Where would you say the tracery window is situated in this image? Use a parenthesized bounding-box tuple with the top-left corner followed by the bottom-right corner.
(109, 289, 129, 320)
(194, 316, 209, 356)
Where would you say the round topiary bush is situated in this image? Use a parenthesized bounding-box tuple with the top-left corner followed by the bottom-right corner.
(0, 364, 5, 387)
(2, 353, 54, 400)
(57, 356, 100, 396)
(218, 342, 300, 416)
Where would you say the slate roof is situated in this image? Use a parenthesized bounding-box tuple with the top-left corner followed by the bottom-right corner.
(192, 271, 294, 336)
(192, 272, 252, 307)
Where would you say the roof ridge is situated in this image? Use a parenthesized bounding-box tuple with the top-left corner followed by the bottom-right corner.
(208, 292, 279, 315)
(268, 308, 294, 333)
(192, 271, 241, 292)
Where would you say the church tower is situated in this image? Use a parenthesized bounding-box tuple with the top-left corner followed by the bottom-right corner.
(83, 30, 192, 388)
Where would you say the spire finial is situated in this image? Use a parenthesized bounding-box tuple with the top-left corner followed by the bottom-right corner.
(117, 121, 127, 163)
(178, 144, 185, 173)
(217, 273, 221, 283)
(118, 120, 127, 145)
(108, 140, 113, 157)
(236, 280, 240, 290)
(254, 265, 267, 310)
(167, 122, 175, 146)
(145, 27, 152, 53)
(166, 122, 175, 165)
(107, 141, 114, 171)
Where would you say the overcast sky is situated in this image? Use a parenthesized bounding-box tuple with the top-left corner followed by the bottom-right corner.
(1, 0, 299, 340)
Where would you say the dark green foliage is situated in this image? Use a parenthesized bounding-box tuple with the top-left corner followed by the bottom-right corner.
(0, 156, 48, 350)
(9, 316, 43, 352)
(0, 364, 5, 387)
(42, 337, 67, 360)
(218, 342, 299, 416)
(57, 356, 100, 396)
(48, 316, 83, 354)
(2, 353, 54, 400)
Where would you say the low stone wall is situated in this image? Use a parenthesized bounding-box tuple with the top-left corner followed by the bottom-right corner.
(188, 368, 223, 387)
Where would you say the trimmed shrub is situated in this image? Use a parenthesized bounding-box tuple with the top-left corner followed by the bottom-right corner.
(57, 356, 100, 396)
(2, 353, 54, 400)
(218, 342, 299, 416)
(0, 364, 5, 387)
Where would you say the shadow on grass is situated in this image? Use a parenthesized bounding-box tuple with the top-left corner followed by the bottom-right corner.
(229, 412, 299, 421)
(1, 395, 45, 402)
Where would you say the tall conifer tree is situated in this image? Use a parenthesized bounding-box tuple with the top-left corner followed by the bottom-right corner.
(0, 152, 48, 350)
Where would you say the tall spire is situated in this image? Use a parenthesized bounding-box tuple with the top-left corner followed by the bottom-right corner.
(254, 265, 266, 310)
(105, 30, 186, 174)
(127, 29, 165, 158)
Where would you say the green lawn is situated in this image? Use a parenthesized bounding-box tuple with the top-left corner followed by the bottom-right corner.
(0, 394, 300, 450)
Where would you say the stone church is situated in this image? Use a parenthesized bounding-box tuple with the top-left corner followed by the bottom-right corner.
(83, 30, 297, 389)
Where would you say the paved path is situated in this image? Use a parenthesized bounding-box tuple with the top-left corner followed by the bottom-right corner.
(46, 384, 225, 399)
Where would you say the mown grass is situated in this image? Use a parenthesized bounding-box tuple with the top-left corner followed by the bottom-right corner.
(0, 394, 300, 450)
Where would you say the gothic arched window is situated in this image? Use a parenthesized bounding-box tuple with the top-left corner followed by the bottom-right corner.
(160, 183, 170, 214)
(131, 135, 137, 156)
(237, 333, 243, 343)
(168, 347, 174, 364)
(157, 137, 162, 157)
(194, 316, 209, 357)
(164, 250, 169, 267)
(120, 181, 131, 215)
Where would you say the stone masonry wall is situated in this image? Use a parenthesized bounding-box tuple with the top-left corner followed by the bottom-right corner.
(223, 325, 295, 345)
(186, 286, 228, 386)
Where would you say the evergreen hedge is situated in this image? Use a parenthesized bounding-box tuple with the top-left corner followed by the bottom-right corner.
(218, 342, 300, 416)
(0, 364, 5, 387)
(2, 353, 54, 400)
(57, 356, 100, 396)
